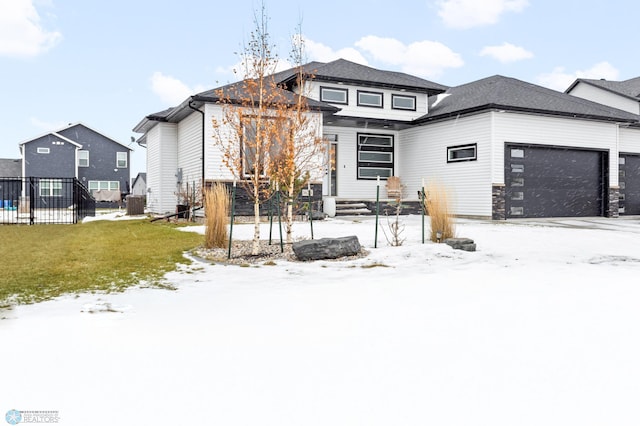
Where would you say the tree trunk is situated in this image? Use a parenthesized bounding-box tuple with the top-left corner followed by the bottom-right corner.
(252, 183, 260, 255)
(285, 177, 295, 244)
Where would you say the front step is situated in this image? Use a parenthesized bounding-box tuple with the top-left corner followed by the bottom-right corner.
(335, 201, 372, 216)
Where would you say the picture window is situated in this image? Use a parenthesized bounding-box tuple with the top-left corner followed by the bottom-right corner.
(320, 87, 348, 104)
(391, 94, 416, 111)
(357, 90, 383, 108)
(447, 144, 477, 162)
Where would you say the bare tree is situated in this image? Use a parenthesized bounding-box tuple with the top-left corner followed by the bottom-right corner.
(212, 6, 324, 253)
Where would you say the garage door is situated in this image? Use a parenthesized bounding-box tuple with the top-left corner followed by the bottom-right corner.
(505, 144, 606, 218)
(619, 154, 640, 215)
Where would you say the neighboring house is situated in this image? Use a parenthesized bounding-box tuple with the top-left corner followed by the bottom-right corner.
(0, 158, 22, 209)
(131, 172, 147, 197)
(20, 123, 132, 204)
(0, 158, 21, 178)
(134, 59, 640, 219)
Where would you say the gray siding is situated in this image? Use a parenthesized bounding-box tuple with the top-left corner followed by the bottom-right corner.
(23, 134, 77, 178)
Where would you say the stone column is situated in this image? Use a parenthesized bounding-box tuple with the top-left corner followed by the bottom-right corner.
(492, 184, 506, 220)
(607, 186, 620, 218)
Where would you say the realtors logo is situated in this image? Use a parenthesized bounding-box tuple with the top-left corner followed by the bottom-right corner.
(5, 410, 59, 424)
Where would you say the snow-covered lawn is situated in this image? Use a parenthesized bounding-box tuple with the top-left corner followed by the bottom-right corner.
(2, 215, 640, 426)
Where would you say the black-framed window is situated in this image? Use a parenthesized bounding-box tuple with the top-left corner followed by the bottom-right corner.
(241, 116, 290, 177)
(320, 86, 348, 104)
(391, 94, 416, 111)
(447, 143, 477, 163)
(357, 90, 383, 108)
(357, 133, 394, 179)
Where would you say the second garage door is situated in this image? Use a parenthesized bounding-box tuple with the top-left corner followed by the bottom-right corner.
(505, 144, 607, 218)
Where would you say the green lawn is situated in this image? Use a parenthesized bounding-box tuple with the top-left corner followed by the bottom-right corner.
(0, 220, 203, 307)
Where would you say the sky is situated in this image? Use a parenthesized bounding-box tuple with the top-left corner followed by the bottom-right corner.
(2, 0, 640, 176)
(2, 214, 640, 425)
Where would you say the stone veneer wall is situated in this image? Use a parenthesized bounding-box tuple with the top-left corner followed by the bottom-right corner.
(607, 187, 619, 218)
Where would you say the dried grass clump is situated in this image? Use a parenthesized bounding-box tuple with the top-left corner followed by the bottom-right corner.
(423, 181, 456, 242)
(204, 183, 230, 249)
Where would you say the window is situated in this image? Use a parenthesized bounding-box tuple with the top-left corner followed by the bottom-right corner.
(116, 152, 127, 168)
(78, 150, 89, 167)
(241, 116, 289, 177)
(392, 94, 416, 111)
(320, 87, 348, 104)
(511, 148, 525, 158)
(357, 90, 383, 108)
(40, 179, 62, 197)
(37, 147, 50, 154)
(357, 133, 394, 180)
(511, 164, 524, 173)
(447, 144, 477, 163)
(89, 181, 120, 191)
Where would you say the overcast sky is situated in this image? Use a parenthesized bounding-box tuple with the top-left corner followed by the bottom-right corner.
(1, 0, 638, 175)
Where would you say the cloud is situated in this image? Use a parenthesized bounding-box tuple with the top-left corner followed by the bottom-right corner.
(304, 38, 369, 66)
(150, 72, 207, 105)
(355, 35, 463, 79)
(537, 62, 620, 91)
(479, 42, 533, 63)
(437, 0, 529, 29)
(0, 0, 62, 57)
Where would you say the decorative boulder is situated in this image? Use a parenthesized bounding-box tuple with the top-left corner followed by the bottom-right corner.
(444, 237, 476, 252)
(293, 236, 361, 261)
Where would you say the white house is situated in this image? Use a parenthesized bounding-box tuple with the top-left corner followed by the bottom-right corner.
(134, 59, 640, 219)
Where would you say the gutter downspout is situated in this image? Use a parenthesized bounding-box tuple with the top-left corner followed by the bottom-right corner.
(188, 97, 205, 187)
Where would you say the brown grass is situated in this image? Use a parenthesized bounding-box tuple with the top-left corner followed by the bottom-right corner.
(423, 181, 456, 242)
(204, 183, 230, 248)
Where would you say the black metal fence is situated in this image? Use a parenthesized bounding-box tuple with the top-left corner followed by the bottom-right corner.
(0, 177, 95, 224)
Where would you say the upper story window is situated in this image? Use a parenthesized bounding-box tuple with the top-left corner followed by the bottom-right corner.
(78, 150, 89, 167)
(320, 87, 348, 104)
(357, 90, 383, 108)
(116, 152, 128, 168)
(37, 147, 50, 154)
(391, 94, 416, 111)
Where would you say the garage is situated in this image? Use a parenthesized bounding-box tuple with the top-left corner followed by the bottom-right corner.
(619, 154, 640, 215)
(505, 144, 607, 218)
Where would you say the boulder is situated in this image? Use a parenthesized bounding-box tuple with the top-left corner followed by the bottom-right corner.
(444, 237, 476, 252)
(293, 236, 361, 261)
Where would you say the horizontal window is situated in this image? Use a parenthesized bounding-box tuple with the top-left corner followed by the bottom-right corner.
(511, 164, 524, 173)
(391, 94, 416, 111)
(357, 90, 383, 108)
(511, 148, 525, 158)
(320, 87, 348, 104)
(358, 135, 393, 148)
(37, 147, 50, 154)
(447, 144, 477, 163)
(359, 151, 393, 163)
(89, 181, 120, 191)
(358, 167, 393, 179)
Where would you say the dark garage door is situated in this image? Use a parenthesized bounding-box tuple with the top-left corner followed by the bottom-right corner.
(505, 144, 606, 218)
(619, 154, 640, 215)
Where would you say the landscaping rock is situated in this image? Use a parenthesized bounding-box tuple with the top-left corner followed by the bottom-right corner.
(293, 236, 361, 261)
(444, 237, 476, 252)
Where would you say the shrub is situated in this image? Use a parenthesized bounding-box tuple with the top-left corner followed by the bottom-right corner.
(204, 183, 230, 248)
(423, 181, 455, 242)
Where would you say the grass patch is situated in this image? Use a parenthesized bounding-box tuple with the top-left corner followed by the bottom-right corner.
(0, 220, 203, 306)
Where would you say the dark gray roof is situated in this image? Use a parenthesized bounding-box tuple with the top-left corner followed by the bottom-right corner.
(277, 59, 448, 94)
(0, 158, 21, 178)
(566, 77, 640, 100)
(421, 75, 640, 124)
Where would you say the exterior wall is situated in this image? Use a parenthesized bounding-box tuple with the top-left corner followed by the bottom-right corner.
(569, 83, 640, 115)
(23, 135, 77, 178)
(304, 81, 428, 121)
(177, 111, 203, 188)
(204, 104, 235, 181)
(619, 126, 640, 154)
(491, 112, 620, 187)
(59, 125, 131, 194)
(146, 123, 178, 214)
(399, 113, 493, 217)
(323, 125, 400, 200)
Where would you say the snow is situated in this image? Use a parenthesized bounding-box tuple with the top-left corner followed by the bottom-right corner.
(2, 215, 640, 426)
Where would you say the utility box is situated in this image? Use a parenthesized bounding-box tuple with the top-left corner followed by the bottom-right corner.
(126, 195, 145, 215)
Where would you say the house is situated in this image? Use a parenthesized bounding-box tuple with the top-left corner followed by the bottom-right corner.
(0, 159, 21, 210)
(134, 59, 640, 219)
(20, 123, 133, 205)
(0, 158, 21, 178)
(131, 172, 147, 198)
